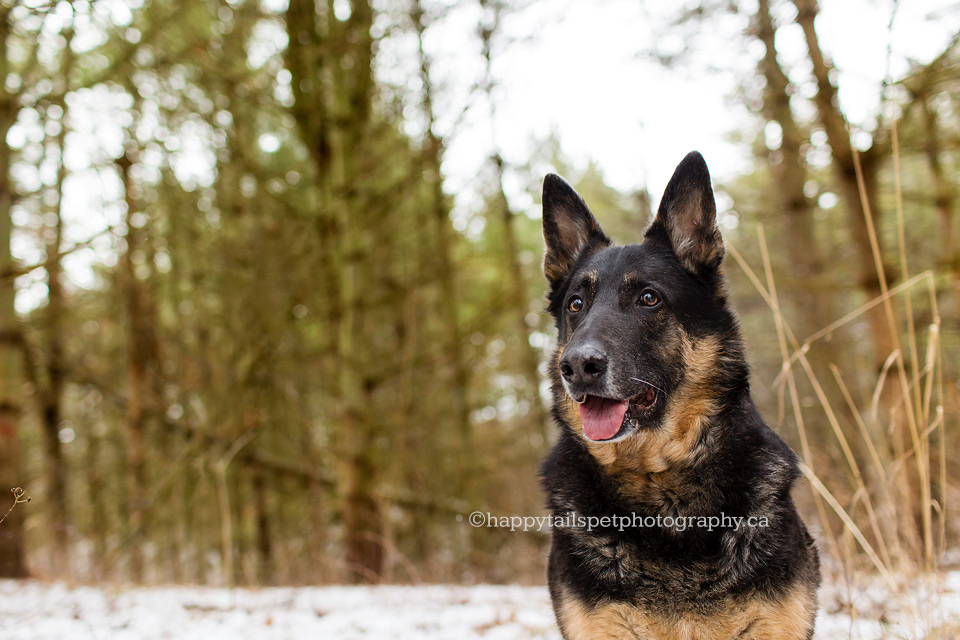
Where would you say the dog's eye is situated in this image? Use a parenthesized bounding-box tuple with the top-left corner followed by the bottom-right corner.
(568, 296, 584, 313)
(639, 290, 660, 307)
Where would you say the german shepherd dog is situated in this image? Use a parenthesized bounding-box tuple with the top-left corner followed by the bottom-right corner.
(539, 152, 820, 639)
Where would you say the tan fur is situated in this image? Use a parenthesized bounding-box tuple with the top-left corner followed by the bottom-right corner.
(544, 257, 569, 283)
(556, 345, 583, 429)
(580, 331, 723, 498)
(661, 190, 724, 274)
(620, 272, 647, 290)
(558, 584, 816, 640)
(544, 216, 604, 281)
(580, 270, 599, 292)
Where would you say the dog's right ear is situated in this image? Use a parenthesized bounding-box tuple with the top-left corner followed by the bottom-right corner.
(542, 174, 610, 284)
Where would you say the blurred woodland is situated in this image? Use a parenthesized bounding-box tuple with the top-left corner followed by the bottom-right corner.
(0, 0, 957, 597)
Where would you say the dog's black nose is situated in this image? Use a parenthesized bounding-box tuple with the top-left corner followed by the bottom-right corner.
(559, 344, 607, 385)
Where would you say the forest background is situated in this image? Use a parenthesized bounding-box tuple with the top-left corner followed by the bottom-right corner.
(0, 0, 958, 617)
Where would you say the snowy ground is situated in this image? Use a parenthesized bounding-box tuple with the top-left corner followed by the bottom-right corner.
(1, 576, 959, 639)
(0, 582, 558, 640)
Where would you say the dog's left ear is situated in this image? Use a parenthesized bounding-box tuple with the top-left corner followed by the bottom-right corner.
(542, 173, 610, 284)
(645, 151, 724, 275)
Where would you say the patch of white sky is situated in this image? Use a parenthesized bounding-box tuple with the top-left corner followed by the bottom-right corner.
(420, 0, 959, 239)
(6, 0, 958, 311)
(426, 0, 753, 234)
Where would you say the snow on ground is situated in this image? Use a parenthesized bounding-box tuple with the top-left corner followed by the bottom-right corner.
(1, 575, 959, 639)
(0, 581, 559, 640)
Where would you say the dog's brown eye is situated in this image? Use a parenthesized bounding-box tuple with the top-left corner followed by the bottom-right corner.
(640, 290, 660, 307)
(568, 296, 584, 313)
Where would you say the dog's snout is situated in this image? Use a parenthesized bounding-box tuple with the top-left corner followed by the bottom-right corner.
(560, 345, 608, 385)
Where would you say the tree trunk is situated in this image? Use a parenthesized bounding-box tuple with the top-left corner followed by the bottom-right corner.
(919, 95, 960, 318)
(479, 1, 548, 438)
(0, 4, 28, 579)
(39, 23, 75, 574)
(493, 153, 549, 437)
(752, 0, 859, 449)
(253, 463, 273, 585)
(755, 0, 827, 323)
(285, 0, 383, 584)
(412, 0, 472, 444)
(791, 0, 895, 367)
(84, 424, 108, 580)
(118, 150, 149, 582)
(334, 7, 384, 578)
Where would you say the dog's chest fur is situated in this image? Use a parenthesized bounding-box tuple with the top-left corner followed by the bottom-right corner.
(542, 425, 820, 639)
(555, 582, 817, 640)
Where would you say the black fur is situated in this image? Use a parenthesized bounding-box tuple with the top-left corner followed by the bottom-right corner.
(540, 152, 820, 637)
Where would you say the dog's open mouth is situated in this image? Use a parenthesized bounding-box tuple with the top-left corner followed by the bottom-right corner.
(576, 384, 658, 441)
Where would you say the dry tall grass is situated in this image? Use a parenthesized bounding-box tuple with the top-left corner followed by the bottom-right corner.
(728, 123, 952, 637)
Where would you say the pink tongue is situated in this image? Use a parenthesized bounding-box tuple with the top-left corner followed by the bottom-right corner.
(579, 397, 629, 441)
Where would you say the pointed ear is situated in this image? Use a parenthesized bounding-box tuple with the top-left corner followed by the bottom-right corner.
(542, 174, 610, 284)
(645, 151, 724, 275)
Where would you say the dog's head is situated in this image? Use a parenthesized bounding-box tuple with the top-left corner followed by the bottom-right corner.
(543, 152, 744, 452)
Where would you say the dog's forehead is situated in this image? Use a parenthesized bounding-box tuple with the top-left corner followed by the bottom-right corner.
(580, 242, 674, 284)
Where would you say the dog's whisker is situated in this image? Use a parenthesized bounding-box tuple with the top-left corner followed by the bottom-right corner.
(629, 377, 667, 396)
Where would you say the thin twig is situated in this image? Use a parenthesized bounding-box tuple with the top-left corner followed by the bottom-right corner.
(0, 488, 31, 526)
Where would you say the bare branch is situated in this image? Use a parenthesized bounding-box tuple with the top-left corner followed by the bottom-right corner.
(0, 487, 31, 526)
